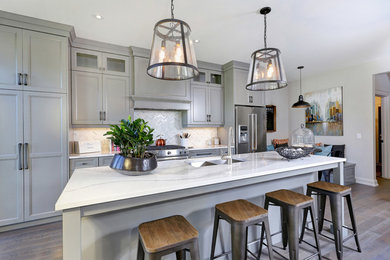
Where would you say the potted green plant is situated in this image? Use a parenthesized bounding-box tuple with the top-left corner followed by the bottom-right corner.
(104, 115, 157, 174)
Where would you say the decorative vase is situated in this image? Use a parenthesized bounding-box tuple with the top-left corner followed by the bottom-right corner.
(110, 152, 157, 175)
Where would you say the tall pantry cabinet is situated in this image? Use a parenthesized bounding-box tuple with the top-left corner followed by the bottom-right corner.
(0, 22, 69, 226)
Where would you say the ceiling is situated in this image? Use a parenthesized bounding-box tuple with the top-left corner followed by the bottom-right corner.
(1, 0, 390, 81)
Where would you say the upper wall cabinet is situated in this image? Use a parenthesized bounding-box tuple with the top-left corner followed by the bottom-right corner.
(0, 25, 68, 93)
(72, 48, 129, 77)
(193, 69, 222, 87)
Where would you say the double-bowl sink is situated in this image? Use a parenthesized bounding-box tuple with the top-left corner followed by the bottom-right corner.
(185, 158, 246, 168)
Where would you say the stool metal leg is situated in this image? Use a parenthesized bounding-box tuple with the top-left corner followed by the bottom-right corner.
(231, 223, 248, 260)
(137, 238, 145, 260)
(144, 253, 159, 260)
(287, 207, 300, 260)
(259, 198, 270, 256)
(346, 194, 362, 252)
(209, 212, 220, 260)
(282, 207, 289, 250)
(189, 239, 201, 260)
(318, 194, 326, 233)
(329, 194, 343, 260)
(309, 204, 322, 260)
(176, 250, 186, 260)
(264, 218, 274, 260)
(299, 189, 312, 243)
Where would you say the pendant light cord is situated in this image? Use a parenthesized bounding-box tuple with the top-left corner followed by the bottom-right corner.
(299, 68, 302, 94)
(263, 14, 267, 49)
(171, 0, 175, 19)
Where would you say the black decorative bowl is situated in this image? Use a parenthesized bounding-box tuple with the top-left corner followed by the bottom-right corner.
(110, 152, 157, 176)
(275, 146, 314, 160)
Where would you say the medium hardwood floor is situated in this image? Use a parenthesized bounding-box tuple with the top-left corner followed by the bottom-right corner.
(0, 179, 389, 260)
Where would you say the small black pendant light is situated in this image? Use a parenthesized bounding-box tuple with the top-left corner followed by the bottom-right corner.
(246, 7, 288, 91)
(292, 66, 311, 108)
(147, 0, 199, 80)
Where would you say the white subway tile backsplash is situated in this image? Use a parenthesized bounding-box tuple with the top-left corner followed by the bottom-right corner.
(71, 110, 218, 148)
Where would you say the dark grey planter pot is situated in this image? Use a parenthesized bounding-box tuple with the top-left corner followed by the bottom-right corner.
(110, 153, 157, 175)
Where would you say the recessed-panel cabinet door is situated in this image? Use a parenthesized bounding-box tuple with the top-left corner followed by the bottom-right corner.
(0, 90, 23, 226)
(209, 87, 224, 125)
(0, 26, 23, 90)
(23, 30, 68, 93)
(72, 71, 103, 124)
(102, 75, 130, 124)
(23, 92, 67, 221)
(191, 84, 208, 123)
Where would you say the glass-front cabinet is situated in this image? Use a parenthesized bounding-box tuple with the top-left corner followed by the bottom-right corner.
(72, 48, 129, 76)
(193, 69, 222, 87)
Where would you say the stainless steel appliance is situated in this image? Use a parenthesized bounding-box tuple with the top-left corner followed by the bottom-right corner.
(235, 105, 267, 154)
(146, 145, 189, 161)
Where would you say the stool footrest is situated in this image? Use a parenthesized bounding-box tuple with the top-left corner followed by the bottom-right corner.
(323, 218, 355, 232)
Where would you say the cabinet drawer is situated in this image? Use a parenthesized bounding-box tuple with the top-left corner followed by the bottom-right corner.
(99, 156, 114, 166)
(71, 157, 99, 170)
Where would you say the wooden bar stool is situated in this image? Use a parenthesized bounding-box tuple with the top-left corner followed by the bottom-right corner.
(262, 189, 322, 260)
(137, 215, 200, 260)
(300, 181, 361, 260)
(210, 199, 274, 260)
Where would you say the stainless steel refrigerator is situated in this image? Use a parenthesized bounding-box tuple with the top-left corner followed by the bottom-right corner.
(235, 105, 267, 154)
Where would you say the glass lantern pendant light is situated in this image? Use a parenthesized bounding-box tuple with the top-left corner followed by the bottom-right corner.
(147, 0, 199, 80)
(292, 66, 311, 108)
(246, 7, 287, 91)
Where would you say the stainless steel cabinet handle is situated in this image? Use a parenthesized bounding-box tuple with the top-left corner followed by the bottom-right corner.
(99, 111, 102, 121)
(24, 143, 29, 169)
(18, 73, 23, 85)
(23, 74, 28, 86)
(18, 143, 23, 170)
(103, 111, 106, 121)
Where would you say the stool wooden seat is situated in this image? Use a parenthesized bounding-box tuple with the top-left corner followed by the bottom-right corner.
(265, 189, 313, 207)
(216, 199, 268, 222)
(307, 181, 351, 194)
(300, 181, 361, 260)
(137, 215, 200, 260)
(262, 189, 321, 260)
(210, 199, 274, 260)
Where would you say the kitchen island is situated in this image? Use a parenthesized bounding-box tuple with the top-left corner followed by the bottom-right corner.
(56, 152, 345, 260)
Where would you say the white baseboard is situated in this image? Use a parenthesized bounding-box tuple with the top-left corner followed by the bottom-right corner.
(355, 176, 379, 187)
(0, 216, 62, 233)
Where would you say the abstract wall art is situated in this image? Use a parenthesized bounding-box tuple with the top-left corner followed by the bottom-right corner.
(305, 86, 343, 136)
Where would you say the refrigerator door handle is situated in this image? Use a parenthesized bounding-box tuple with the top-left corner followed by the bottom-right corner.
(249, 114, 258, 152)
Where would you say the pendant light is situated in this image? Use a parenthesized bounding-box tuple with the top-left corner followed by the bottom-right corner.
(246, 7, 287, 91)
(147, 0, 199, 80)
(292, 66, 311, 108)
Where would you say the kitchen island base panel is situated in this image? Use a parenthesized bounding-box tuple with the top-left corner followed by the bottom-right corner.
(65, 172, 316, 260)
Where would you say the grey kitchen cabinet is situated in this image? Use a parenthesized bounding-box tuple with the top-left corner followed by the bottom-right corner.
(72, 48, 130, 77)
(232, 67, 264, 106)
(23, 91, 68, 221)
(0, 90, 24, 226)
(69, 155, 114, 176)
(71, 71, 130, 125)
(183, 83, 224, 127)
(0, 25, 22, 90)
(193, 68, 222, 87)
(0, 90, 68, 226)
(0, 26, 68, 93)
(133, 56, 190, 102)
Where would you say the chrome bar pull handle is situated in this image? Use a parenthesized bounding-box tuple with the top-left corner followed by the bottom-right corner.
(18, 73, 23, 85)
(18, 143, 23, 170)
(24, 143, 29, 170)
(103, 111, 106, 121)
(23, 74, 28, 86)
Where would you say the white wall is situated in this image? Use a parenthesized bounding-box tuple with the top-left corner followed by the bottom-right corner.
(288, 56, 390, 186)
(265, 87, 290, 145)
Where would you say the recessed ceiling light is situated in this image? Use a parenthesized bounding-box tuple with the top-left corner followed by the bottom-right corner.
(94, 14, 103, 20)
(194, 39, 200, 43)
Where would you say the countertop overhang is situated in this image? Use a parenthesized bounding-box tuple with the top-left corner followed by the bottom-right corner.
(55, 152, 345, 211)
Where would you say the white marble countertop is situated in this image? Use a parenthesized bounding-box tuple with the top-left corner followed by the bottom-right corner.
(56, 152, 345, 211)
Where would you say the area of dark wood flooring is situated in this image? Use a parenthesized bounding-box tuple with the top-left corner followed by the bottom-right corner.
(0, 178, 389, 260)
